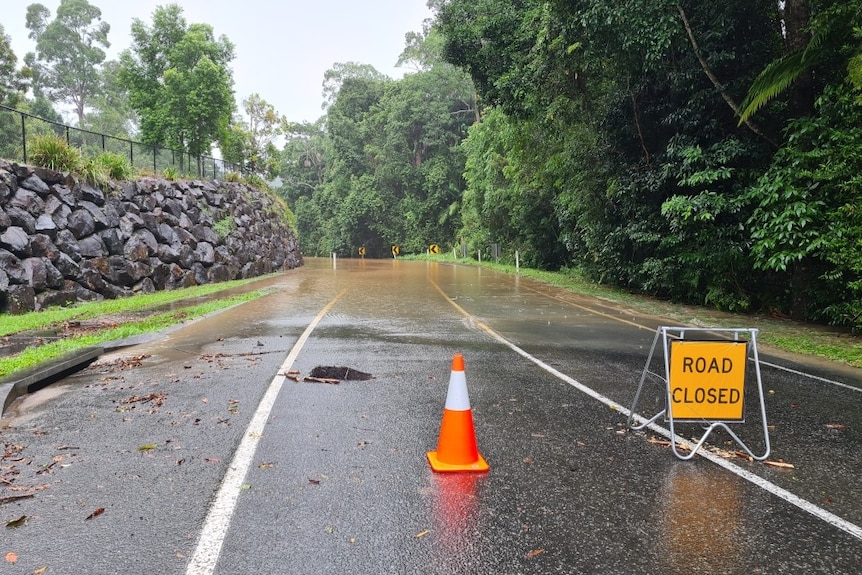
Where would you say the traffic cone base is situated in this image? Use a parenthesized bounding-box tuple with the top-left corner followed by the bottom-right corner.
(427, 449, 489, 473)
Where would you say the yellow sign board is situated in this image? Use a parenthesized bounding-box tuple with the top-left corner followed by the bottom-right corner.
(358, 247, 366, 256)
(429, 244, 440, 254)
(391, 245, 400, 257)
(668, 340, 747, 421)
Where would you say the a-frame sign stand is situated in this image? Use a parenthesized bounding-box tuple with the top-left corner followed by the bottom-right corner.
(628, 326, 771, 461)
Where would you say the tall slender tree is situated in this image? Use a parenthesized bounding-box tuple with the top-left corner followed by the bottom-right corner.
(221, 94, 286, 177)
(0, 24, 29, 107)
(24, 0, 110, 125)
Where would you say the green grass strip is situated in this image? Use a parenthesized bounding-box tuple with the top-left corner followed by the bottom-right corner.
(0, 277, 265, 337)
(0, 291, 263, 377)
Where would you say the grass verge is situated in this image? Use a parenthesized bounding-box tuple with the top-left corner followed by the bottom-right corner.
(0, 279, 262, 337)
(0, 278, 272, 378)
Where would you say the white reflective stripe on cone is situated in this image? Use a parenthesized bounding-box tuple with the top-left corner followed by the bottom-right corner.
(444, 371, 471, 411)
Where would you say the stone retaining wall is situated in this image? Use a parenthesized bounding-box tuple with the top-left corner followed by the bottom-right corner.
(0, 160, 302, 313)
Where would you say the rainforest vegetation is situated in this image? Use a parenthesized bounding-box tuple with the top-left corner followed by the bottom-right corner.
(1, 1, 860, 329)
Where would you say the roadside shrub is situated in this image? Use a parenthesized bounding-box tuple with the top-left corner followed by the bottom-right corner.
(80, 158, 110, 188)
(29, 133, 82, 172)
(213, 216, 236, 239)
(224, 171, 242, 182)
(93, 151, 135, 180)
(244, 172, 269, 191)
(162, 166, 179, 181)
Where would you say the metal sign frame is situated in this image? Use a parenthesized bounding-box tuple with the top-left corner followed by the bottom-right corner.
(628, 326, 771, 461)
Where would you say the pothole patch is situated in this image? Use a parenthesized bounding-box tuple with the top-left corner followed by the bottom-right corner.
(282, 366, 374, 384)
(310, 366, 373, 380)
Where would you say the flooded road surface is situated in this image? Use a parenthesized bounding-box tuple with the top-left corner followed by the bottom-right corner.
(1, 257, 860, 574)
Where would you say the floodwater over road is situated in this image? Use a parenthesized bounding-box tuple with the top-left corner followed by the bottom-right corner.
(1, 257, 861, 574)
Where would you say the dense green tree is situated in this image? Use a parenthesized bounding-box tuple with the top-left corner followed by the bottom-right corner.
(310, 72, 387, 255)
(278, 120, 327, 205)
(119, 3, 235, 159)
(321, 62, 389, 113)
(738, 2, 862, 323)
(434, 0, 862, 327)
(24, 0, 110, 126)
(460, 104, 591, 269)
(291, 36, 476, 259)
(439, 0, 779, 306)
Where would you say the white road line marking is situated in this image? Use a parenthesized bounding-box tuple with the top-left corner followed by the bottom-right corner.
(523, 283, 862, 392)
(759, 360, 862, 393)
(185, 290, 347, 575)
(433, 280, 862, 542)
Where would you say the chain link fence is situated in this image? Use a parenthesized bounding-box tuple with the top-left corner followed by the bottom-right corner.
(0, 104, 241, 179)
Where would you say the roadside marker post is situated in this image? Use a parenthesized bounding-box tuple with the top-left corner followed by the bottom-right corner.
(628, 326, 771, 461)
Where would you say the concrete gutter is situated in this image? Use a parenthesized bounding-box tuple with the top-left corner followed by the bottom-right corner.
(0, 346, 103, 415)
(0, 294, 267, 417)
(0, 331, 172, 416)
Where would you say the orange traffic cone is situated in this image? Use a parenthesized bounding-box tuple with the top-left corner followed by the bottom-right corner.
(427, 354, 489, 473)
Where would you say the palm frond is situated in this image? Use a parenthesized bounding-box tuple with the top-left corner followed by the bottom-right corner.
(738, 28, 830, 124)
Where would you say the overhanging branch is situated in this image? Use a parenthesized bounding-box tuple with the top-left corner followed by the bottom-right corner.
(677, 5, 777, 147)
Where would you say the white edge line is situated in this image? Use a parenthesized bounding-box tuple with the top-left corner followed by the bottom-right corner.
(185, 290, 347, 575)
(524, 283, 862, 393)
(759, 360, 862, 393)
(434, 282, 862, 543)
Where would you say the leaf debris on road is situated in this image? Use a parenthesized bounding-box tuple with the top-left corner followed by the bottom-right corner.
(5, 515, 28, 528)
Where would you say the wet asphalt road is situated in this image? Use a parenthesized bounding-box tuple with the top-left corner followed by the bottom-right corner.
(1, 257, 861, 574)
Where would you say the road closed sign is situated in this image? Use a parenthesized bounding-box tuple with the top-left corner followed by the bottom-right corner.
(668, 340, 747, 421)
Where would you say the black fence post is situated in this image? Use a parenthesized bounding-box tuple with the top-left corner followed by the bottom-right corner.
(21, 113, 27, 164)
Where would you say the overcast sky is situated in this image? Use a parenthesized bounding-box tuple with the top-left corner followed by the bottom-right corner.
(3, 0, 433, 124)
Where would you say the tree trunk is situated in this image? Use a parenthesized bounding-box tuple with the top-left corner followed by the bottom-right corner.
(783, 0, 815, 118)
(790, 260, 811, 322)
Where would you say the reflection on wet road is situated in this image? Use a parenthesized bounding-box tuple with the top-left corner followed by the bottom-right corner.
(2, 257, 860, 575)
(212, 257, 862, 574)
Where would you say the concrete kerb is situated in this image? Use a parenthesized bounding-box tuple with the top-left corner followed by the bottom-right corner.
(0, 347, 104, 415)
(0, 298, 259, 417)
(0, 330, 181, 417)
